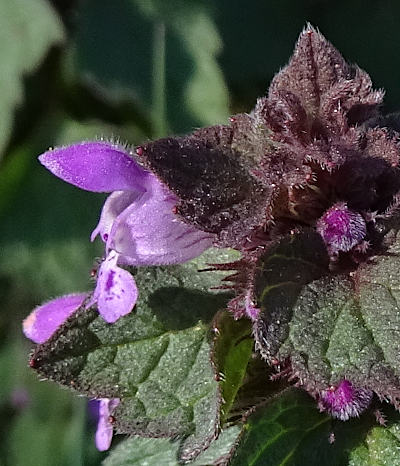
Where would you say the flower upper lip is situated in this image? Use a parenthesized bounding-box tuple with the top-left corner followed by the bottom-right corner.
(35, 140, 215, 326)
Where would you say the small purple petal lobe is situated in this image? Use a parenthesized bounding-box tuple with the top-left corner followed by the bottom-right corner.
(95, 398, 120, 451)
(318, 380, 373, 421)
(93, 251, 138, 323)
(317, 202, 366, 254)
(39, 141, 149, 193)
(23, 293, 87, 344)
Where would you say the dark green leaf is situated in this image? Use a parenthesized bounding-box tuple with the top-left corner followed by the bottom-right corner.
(255, 229, 400, 403)
(32, 249, 238, 461)
(254, 230, 329, 363)
(230, 388, 375, 466)
(71, 0, 228, 134)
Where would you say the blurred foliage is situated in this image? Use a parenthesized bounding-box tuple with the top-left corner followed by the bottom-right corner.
(2, 0, 400, 464)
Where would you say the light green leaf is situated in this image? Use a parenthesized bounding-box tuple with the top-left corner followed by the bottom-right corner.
(211, 311, 253, 423)
(103, 426, 241, 466)
(349, 422, 400, 466)
(0, 0, 63, 158)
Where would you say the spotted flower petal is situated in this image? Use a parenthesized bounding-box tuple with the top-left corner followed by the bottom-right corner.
(39, 141, 149, 193)
(23, 293, 88, 343)
(92, 250, 138, 323)
(94, 398, 120, 451)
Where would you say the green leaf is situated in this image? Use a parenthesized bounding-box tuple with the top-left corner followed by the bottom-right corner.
(32, 248, 239, 461)
(102, 426, 241, 466)
(229, 388, 375, 466)
(71, 0, 229, 134)
(349, 422, 400, 466)
(0, 0, 63, 158)
(211, 311, 253, 423)
(255, 229, 400, 403)
(254, 230, 329, 364)
(103, 437, 180, 466)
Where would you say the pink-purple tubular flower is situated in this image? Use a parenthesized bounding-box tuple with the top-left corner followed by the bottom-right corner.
(32, 141, 214, 325)
(318, 380, 373, 421)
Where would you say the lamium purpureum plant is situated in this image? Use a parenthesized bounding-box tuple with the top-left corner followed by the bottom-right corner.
(24, 25, 400, 463)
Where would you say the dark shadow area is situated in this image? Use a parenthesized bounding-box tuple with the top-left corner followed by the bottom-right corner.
(149, 286, 231, 330)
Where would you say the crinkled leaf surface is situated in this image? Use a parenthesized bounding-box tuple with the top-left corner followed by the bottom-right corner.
(254, 230, 329, 362)
(0, 0, 63, 158)
(102, 426, 241, 466)
(229, 388, 376, 466)
(255, 229, 400, 403)
(349, 421, 400, 466)
(31, 249, 239, 461)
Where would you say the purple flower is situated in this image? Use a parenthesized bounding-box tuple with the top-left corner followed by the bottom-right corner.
(30, 141, 214, 326)
(89, 398, 120, 451)
(23, 293, 88, 343)
(317, 202, 367, 255)
(318, 380, 373, 421)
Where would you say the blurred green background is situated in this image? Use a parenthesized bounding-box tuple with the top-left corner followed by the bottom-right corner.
(1, 1, 400, 464)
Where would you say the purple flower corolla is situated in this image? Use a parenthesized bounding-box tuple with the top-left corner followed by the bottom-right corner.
(23, 293, 88, 343)
(90, 398, 120, 451)
(316, 202, 367, 255)
(38, 141, 214, 322)
(318, 380, 373, 421)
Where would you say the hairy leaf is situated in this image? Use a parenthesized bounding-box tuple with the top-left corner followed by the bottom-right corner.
(102, 426, 241, 466)
(349, 422, 400, 466)
(141, 131, 270, 247)
(229, 388, 375, 466)
(31, 249, 237, 460)
(255, 229, 400, 404)
(210, 311, 253, 423)
(254, 230, 329, 362)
